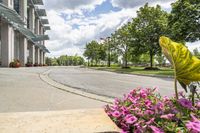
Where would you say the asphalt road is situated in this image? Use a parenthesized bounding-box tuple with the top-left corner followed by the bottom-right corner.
(49, 66, 181, 98)
(0, 67, 105, 113)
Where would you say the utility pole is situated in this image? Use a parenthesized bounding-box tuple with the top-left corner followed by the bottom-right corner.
(107, 37, 111, 67)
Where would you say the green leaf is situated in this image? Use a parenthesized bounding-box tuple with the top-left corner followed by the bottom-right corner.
(159, 36, 200, 86)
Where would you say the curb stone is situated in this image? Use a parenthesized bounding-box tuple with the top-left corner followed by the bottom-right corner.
(88, 67, 174, 79)
(39, 69, 114, 104)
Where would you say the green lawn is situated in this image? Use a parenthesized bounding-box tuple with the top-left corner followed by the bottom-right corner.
(92, 66, 174, 77)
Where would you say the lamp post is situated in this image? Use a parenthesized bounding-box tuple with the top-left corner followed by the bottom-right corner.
(107, 37, 111, 67)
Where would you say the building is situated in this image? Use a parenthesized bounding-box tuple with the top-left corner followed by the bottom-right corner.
(0, 0, 50, 67)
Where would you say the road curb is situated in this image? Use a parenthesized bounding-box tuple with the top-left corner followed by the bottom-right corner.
(88, 67, 174, 79)
(39, 69, 114, 104)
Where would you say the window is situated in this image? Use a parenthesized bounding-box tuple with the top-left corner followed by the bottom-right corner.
(14, 0, 20, 14)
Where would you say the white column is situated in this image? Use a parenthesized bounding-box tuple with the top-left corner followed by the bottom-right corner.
(20, 0, 28, 23)
(43, 52, 45, 64)
(3, 0, 13, 8)
(40, 25, 44, 45)
(40, 50, 43, 65)
(14, 31, 20, 60)
(29, 7, 35, 32)
(19, 35, 28, 66)
(35, 47, 40, 64)
(29, 44, 35, 64)
(1, 22, 15, 67)
(35, 18, 40, 34)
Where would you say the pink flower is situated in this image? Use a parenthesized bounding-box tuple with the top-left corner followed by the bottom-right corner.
(149, 126, 164, 133)
(186, 115, 200, 133)
(163, 96, 170, 102)
(128, 95, 138, 104)
(121, 106, 129, 115)
(114, 98, 120, 104)
(196, 101, 200, 109)
(146, 118, 155, 125)
(191, 114, 200, 122)
(160, 114, 175, 120)
(145, 99, 152, 107)
(178, 98, 193, 109)
(155, 102, 164, 110)
(112, 111, 121, 118)
(125, 114, 138, 124)
(140, 89, 147, 98)
(120, 129, 128, 133)
(186, 121, 200, 133)
(144, 110, 154, 115)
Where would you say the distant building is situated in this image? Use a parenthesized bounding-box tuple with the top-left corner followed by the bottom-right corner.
(0, 0, 50, 67)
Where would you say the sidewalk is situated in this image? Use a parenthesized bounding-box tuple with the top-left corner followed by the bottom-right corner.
(0, 67, 106, 113)
(0, 109, 120, 133)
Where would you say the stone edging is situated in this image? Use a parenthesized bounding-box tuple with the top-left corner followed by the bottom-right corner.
(39, 69, 113, 104)
(88, 67, 174, 79)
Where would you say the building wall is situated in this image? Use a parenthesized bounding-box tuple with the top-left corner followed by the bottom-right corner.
(1, 21, 15, 67)
(0, 0, 48, 67)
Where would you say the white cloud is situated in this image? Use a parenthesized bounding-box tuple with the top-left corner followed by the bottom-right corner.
(46, 46, 83, 58)
(111, 0, 175, 9)
(43, 0, 105, 14)
(187, 41, 200, 52)
(43, 0, 178, 57)
(45, 7, 138, 57)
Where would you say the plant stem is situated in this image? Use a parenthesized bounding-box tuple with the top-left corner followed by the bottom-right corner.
(192, 91, 195, 106)
(174, 78, 179, 99)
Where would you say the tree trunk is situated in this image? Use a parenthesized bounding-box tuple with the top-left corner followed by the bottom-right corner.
(123, 55, 128, 68)
(95, 59, 98, 66)
(87, 59, 89, 67)
(150, 52, 153, 68)
(107, 44, 111, 67)
(108, 52, 111, 67)
(91, 60, 93, 67)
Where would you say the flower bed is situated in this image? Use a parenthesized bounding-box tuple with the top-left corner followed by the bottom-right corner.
(9, 59, 21, 68)
(105, 88, 200, 133)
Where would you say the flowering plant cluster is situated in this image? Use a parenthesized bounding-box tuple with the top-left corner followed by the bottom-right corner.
(105, 88, 200, 133)
(9, 59, 21, 68)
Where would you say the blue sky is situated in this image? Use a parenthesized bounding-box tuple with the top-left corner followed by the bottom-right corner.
(42, 0, 199, 57)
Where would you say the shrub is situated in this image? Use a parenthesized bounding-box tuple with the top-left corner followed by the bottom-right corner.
(34, 63, 39, 67)
(105, 88, 200, 133)
(9, 59, 21, 68)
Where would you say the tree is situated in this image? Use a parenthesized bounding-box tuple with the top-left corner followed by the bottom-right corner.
(169, 0, 200, 42)
(111, 24, 132, 68)
(83, 40, 106, 66)
(45, 57, 52, 66)
(130, 3, 169, 68)
(155, 54, 166, 67)
(193, 48, 200, 59)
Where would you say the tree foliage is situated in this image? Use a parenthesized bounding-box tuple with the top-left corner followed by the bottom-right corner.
(46, 55, 84, 66)
(169, 0, 200, 42)
(83, 40, 106, 66)
(82, 1, 199, 69)
(130, 3, 169, 68)
(111, 24, 133, 68)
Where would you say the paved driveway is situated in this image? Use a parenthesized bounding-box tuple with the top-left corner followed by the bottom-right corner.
(49, 67, 182, 98)
(0, 67, 105, 113)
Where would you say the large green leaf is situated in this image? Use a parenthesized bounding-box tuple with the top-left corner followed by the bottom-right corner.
(159, 36, 200, 86)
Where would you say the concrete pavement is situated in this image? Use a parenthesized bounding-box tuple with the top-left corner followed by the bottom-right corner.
(0, 109, 120, 133)
(0, 67, 105, 113)
(49, 66, 181, 98)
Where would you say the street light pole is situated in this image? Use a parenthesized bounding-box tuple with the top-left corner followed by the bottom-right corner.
(107, 37, 111, 67)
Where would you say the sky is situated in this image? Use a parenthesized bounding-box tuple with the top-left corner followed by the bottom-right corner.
(42, 0, 200, 57)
